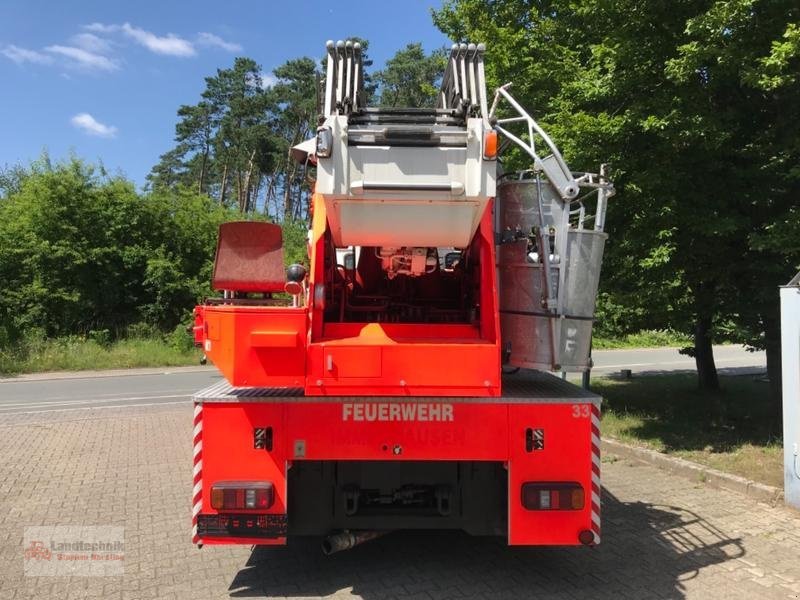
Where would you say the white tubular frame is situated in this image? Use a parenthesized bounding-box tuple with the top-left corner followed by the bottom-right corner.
(490, 84, 579, 201)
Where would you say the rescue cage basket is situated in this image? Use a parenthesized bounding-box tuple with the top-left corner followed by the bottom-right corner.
(489, 83, 613, 373)
(497, 176, 607, 371)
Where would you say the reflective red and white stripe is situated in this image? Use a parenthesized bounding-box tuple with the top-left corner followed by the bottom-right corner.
(590, 403, 602, 543)
(192, 402, 203, 545)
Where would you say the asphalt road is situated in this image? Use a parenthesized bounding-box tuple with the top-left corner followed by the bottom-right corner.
(0, 345, 765, 415)
(0, 369, 221, 415)
(588, 343, 765, 375)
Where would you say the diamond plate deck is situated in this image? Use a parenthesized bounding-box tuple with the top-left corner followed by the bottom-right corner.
(194, 369, 600, 405)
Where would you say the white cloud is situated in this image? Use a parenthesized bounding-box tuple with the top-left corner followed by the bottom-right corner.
(197, 32, 242, 53)
(1, 44, 53, 65)
(70, 33, 113, 55)
(70, 113, 118, 138)
(121, 23, 195, 57)
(45, 45, 119, 72)
(7, 22, 204, 74)
(260, 72, 278, 89)
(83, 22, 120, 34)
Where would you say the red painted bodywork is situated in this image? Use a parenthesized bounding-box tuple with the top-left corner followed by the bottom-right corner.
(193, 192, 599, 547)
(196, 399, 596, 546)
(201, 305, 307, 388)
(201, 194, 500, 395)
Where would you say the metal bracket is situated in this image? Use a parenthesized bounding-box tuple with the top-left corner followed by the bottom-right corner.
(343, 485, 360, 516)
(293, 439, 306, 458)
(435, 485, 453, 516)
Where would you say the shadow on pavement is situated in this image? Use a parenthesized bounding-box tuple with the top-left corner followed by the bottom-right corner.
(227, 490, 744, 599)
(595, 369, 779, 453)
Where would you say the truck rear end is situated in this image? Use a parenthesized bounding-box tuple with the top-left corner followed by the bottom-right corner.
(192, 40, 612, 551)
(193, 371, 601, 547)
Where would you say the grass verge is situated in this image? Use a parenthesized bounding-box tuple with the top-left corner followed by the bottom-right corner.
(592, 373, 782, 487)
(0, 336, 202, 376)
(593, 329, 692, 350)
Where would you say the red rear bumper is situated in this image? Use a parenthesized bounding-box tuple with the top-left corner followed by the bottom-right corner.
(191, 371, 601, 547)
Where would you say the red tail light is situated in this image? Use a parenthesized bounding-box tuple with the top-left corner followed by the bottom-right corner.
(521, 482, 584, 510)
(211, 482, 274, 511)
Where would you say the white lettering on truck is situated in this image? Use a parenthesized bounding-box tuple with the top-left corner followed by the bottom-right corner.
(342, 403, 454, 422)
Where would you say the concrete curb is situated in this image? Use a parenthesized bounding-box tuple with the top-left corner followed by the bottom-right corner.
(602, 437, 784, 506)
(0, 365, 215, 383)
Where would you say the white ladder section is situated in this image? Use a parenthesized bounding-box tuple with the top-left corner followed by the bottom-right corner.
(323, 40, 365, 116)
(438, 43, 489, 121)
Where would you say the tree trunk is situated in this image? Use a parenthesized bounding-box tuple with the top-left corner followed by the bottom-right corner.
(198, 145, 209, 195)
(283, 161, 298, 220)
(694, 315, 719, 391)
(199, 116, 213, 195)
(220, 161, 229, 206)
(237, 169, 245, 212)
(265, 174, 277, 218)
(242, 149, 257, 213)
(251, 174, 262, 214)
(282, 123, 308, 221)
(763, 313, 783, 428)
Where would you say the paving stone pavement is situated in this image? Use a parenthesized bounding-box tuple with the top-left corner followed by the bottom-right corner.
(0, 403, 799, 600)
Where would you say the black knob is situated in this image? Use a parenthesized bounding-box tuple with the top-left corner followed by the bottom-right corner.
(286, 264, 306, 283)
(285, 264, 307, 296)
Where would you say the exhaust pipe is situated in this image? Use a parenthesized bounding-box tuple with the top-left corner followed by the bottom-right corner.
(321, 530, 387, 555)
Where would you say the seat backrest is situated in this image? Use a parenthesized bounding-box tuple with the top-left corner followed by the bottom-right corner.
(212, 222, 285, 293)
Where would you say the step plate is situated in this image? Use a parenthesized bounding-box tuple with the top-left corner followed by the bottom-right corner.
(193, 369, 599, 405)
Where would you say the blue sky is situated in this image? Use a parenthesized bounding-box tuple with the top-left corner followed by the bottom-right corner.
(0, 0, 449, 188)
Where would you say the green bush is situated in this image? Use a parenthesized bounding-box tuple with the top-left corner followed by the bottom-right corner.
(593, 329, 693, 349)
(0, 157, 243, 342)
(0, 156, 318, 374)
(87, 329, 112, 348)
(126, 322, 160, 339)
(167, 321, 195, 352)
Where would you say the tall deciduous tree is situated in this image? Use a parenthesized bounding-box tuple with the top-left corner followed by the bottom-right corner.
(434, 0, 800, 410)
(664, 0, 800, 411)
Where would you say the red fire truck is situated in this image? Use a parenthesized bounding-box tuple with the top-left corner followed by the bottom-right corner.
(191, 40, 613, 553)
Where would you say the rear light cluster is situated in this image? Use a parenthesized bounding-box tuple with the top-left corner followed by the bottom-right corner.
(316, 126, 333, 158)
(521, 482, 584, 511)
(211, 482, 274, 511)
(483, 130, 498, 160)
